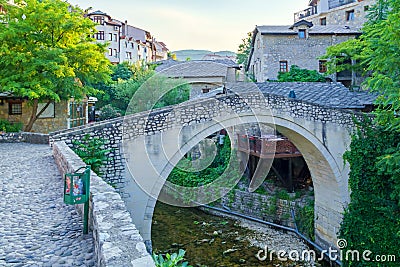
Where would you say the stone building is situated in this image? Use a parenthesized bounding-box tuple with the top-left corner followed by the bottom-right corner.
(155, 60, 242, 98)
(247, 21, 360, 87)
(294, 0, 375, 27)
(0, 93, 93, 133)
(86, 10, 168, 65)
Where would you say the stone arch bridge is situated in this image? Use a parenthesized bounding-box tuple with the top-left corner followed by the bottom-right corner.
(50, 87, 365, 251)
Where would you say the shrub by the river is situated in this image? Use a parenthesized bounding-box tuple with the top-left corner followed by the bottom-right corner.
(152, 249, 192, 267)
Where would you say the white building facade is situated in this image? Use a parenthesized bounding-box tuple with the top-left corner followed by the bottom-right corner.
(86, 10, 168, 65)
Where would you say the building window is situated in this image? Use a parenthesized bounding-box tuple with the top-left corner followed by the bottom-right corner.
(114, 49, 117, 58)
(9, 101, 22, 115)
(93, 16, 104, 25)
(95, 31, 105, 40)
(108, 48, 112, 56)
(319, 60, 327, 73)
(346, 10, 355, 21)
(114, 34, 117, 42)
(320, 17, 327, 25)
(126, 52, 132, 59)
(279, 61, 288, 72)
(298, 29, 306, 39)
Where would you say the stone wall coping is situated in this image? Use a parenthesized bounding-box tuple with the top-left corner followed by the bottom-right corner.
(0, 131, 49, 144)
(52, 141, 155, 267)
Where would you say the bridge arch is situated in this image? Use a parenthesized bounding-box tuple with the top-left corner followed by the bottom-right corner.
(123, 111, 349, 251)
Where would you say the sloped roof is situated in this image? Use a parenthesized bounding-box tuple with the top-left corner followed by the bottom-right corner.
(256, 25, 360, 35)
(87, 10, 111, 19)
(227, 82, 377, 109)
(106, 20, 122, 26)
(123, 24, 151, 43)
(157, 61, 230, 78)
(290, 19, 313, 29)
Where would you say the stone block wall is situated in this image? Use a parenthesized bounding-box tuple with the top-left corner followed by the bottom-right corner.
(305, 0, 374, 27)
(52, 141, 155, 267)
(219, 189, 313, 228)
(0, 132, 49, 144)
(50, 118, 126, 193)
(259, 34, 356, 81)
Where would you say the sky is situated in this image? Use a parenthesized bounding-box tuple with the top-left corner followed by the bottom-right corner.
(67, 0, 307, 52)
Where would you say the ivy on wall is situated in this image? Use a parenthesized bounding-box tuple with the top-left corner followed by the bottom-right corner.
(340, 118, 400, 266)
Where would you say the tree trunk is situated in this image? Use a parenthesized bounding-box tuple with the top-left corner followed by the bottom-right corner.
(24, 100, 51, 132)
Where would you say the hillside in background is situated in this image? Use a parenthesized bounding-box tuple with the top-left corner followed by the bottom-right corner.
(173, 50, 236, 61)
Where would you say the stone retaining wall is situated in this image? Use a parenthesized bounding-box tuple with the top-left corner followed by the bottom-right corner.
(219, 189, 313, 228)
(52, 141, 155, 267)
(0, 132, 49, 144)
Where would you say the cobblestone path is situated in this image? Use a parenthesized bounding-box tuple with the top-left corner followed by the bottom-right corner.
(0, 143, 95, 267)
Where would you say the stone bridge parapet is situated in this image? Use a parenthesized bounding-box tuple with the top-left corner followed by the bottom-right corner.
(52, 141, 155, 267)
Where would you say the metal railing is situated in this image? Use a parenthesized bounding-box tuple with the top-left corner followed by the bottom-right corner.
(329, 0, 356, 9)
(237, 134, 301, 156)
(294, 6, 318, 21)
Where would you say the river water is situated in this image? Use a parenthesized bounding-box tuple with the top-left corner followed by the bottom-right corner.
(152, 202, 319, 267)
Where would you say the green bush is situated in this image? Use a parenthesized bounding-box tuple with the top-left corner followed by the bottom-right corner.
(0, 119, 23, 133)
(167, 136, 238, 188)
(295, 199, 315, 241)
(152, 249, 192, 267)
(72, 134, 111, 176)
(98, 104, 121, 121)
(277, 65, 326, 82)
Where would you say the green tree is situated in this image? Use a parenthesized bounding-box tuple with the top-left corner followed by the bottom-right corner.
(0, 0, 111, 131)
(112, 63, 191, 115)
(277, 65, 326, 82)
(237, 32, 252, 68)
(323, 0, 399, 133)
(111, 62, 133, 81)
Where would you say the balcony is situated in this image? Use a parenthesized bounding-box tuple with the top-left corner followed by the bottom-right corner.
(329, 0, 356, 9)
(294, 6, 318, 22)
(237, 134, 302, 159)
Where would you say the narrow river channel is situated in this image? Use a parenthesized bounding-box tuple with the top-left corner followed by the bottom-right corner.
(152, 202, 323, 267)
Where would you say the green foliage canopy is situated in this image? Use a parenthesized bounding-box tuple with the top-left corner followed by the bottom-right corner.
(95, 62, 191, 117)
(0, 0, 111, 131)
(168, 136, 240, 188)
(323, 0, 399, 132)
(237, 32, 252, 68)
(277, 65, 326, 82)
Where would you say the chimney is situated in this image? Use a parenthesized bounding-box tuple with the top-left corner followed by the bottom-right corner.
(124, 20, 128, 36)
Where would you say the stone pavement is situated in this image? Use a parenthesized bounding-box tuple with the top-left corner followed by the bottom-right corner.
(0, 143, 95, 267)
